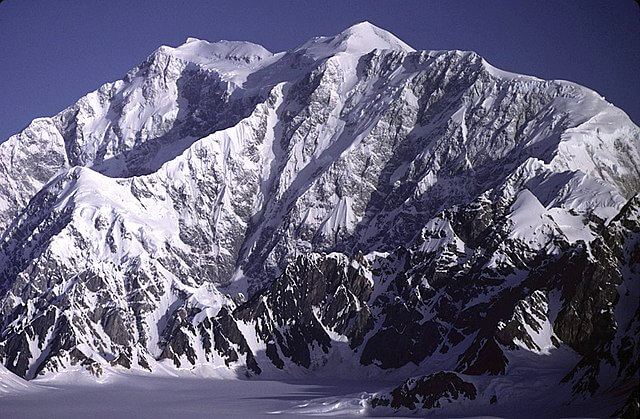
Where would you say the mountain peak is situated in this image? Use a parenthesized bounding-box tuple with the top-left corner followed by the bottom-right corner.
(297, 21, 415, 59)
(337, 21, 415, 52)
(340, 21, 392, 37)
(148, 38, 276, 84)
(340, 20, 383, 34)
(171, 38, 274, 64)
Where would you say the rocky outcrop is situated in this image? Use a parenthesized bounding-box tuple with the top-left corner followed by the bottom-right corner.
(369, 372, 477, 411)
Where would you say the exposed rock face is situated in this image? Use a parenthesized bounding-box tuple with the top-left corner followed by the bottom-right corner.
(369, 372, 477, 410)
(0, 22, 638, 416)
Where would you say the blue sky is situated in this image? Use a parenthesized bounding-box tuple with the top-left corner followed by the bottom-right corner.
(1, 0, 638, 141)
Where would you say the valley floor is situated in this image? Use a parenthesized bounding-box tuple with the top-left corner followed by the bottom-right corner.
(0, 365, 631, 418)
(0, 370, 394, 418)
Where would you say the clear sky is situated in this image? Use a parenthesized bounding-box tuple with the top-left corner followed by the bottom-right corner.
(1, 0, 638, 141)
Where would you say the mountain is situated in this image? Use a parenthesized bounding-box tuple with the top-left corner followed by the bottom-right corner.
(0, 22, 638, 416)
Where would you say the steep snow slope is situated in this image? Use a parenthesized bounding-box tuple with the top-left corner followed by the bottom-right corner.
(0, 363, 34, 395)
(0, 22, 638, 416)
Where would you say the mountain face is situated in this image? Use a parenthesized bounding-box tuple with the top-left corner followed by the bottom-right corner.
(0, 22, 638, 415)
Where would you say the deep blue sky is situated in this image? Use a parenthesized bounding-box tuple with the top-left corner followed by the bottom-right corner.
(1, 1, 639, 141)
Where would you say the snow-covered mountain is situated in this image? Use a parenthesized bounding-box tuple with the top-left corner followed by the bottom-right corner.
(0, 22, 638, 416)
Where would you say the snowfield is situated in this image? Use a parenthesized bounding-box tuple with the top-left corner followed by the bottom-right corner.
(0, 369, 389, 418)
(0, 362, 630, 418)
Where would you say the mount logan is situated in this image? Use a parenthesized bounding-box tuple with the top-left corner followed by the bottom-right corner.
(0, 22, 638, 417)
